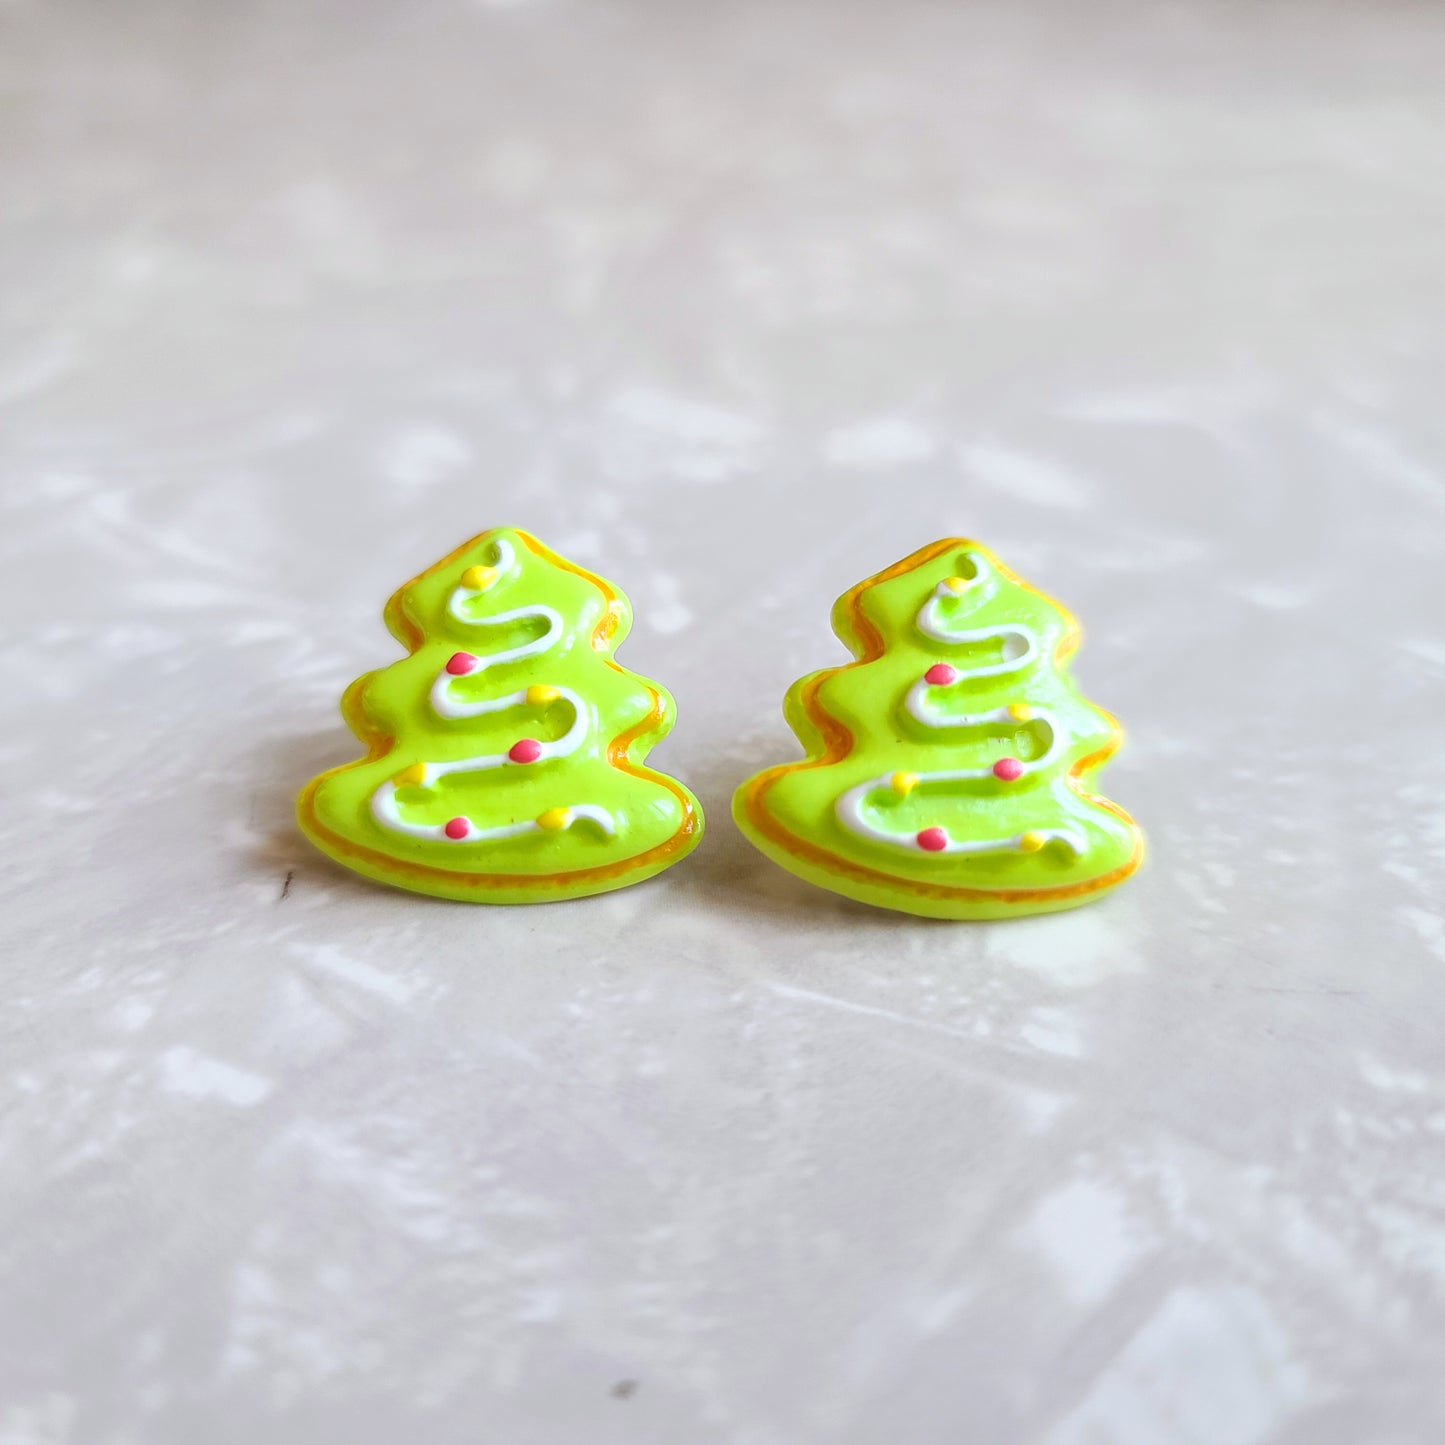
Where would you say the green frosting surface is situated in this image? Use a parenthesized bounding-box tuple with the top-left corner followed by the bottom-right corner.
(298, 528, 702, 903)
(733, 539, 1142, 920)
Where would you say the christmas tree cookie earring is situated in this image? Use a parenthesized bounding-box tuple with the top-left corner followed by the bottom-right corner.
(297, 528, 703, 902)
(733, 539, 1143, 920)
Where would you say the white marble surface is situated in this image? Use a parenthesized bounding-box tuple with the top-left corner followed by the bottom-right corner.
(4, 1, 1445, 1440)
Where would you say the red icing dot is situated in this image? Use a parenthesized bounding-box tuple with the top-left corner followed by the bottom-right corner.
(917, 827, 949, 852)
(924, 663, 957, 686)
(993, 757, 1024, 781)
(444, 817, 470, 840)
(446, 652, 479, 675)
(508, 738, 543, 764)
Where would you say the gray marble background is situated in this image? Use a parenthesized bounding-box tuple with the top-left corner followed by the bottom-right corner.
(3, 1, 1444, 1441)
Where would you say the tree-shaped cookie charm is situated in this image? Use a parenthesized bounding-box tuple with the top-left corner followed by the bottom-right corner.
(298, 528, 702, 902)
(733, 539, 1142, 919)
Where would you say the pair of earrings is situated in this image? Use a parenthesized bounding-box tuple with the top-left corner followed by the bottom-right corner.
(297, 528, 1143, 919)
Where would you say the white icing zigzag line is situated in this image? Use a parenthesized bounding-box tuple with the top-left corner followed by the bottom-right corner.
(916, 607, 1038, 676)
(371, 787, 614, 843)
(430, 607, 564, 716)
(905, 687, 1061, 736)
(915, 559, 1038, 678)
(445, 537, 515, 623)
(836, 775, 1084, 856)
(913, 553, 992, 634)
(370, 539, 616, 846)
(835, 781, 1084, 857)
(833, 556, 1079, 858)
(836, 710, 1072, 855)
(420, 687, 590, 778)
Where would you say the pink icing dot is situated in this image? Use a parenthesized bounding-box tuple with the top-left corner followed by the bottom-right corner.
(508, 738, 543, 764)
(444, 817, 470, 840)
(924, 663, 957, 686)
(446, 652, 479, 675)
(993, 757, 1024, 781)
(917, 827, 949, 852)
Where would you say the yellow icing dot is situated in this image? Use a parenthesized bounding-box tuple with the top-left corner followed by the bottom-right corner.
(890, 771, 919, 797)
(944, 576, 970, 593)
(537, 807, 572, 832)
(526, 684, 561, 706)
(1008, 703, 1034, 722)
(461, 564, 498, 590)
(394, 763, 427, 787)
(1019, 831, 1046, 853)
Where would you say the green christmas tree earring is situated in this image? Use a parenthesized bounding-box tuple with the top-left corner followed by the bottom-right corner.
(298, 528, 703, 902)
(733, 539, 1143, 919)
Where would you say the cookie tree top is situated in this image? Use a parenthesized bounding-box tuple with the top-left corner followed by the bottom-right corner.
(298, 528, 702, 903)
(733, 538, 1143, 920)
